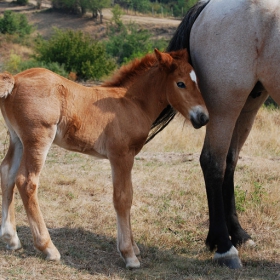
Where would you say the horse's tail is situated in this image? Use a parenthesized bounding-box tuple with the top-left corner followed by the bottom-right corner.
(0, 72, 15, 98)
(145, 0, 210, 144)
(166, 0, 210, 57)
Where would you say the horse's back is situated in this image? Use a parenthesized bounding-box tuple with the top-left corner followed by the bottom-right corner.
(190, 0, 280, 108)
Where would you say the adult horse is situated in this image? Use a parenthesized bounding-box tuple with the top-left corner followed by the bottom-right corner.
(0, 49, 209, 268)
(151, 0, 280, 269)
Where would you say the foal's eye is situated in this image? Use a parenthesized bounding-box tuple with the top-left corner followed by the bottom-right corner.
(177, 82, 186, 88)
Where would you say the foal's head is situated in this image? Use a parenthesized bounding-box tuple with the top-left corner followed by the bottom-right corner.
(154, 49, 209, 128)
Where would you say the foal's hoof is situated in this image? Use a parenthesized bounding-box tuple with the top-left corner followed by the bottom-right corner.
(6, 241, 22, 251)
(244, 239, 256, 247)
(44, 247, 61, 261)
(1, 233, 22, 251)
(125, 256, 140, 269)
(214, 246, 242, 269)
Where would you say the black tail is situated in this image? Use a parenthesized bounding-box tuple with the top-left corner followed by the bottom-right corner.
(145, 0, 210, 144)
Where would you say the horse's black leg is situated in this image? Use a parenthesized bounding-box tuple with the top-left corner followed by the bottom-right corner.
(200, 86, 267, 269)
(200, 114, 242, 269)
(223, 88, 268, 247)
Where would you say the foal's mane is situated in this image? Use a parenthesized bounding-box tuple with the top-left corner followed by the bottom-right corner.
(102, 53, 157, 89)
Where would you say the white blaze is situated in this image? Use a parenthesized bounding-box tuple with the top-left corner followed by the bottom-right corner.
(190, 70, 197, 83)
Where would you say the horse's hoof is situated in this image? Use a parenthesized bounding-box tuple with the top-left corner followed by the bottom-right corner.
(214, 246, 242, 269)
(215, 255, 242, 269)
(125, 256, 140, 269)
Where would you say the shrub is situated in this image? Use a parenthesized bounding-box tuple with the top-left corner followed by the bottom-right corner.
(34, 28, 116, 80)
(5, 53, 68, 77)
(0, 11, 33, 37)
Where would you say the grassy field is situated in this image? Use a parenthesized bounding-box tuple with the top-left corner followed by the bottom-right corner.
(0, 107, 279, 279)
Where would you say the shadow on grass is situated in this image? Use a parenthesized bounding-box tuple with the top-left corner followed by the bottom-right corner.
(1, 225, 280, 279)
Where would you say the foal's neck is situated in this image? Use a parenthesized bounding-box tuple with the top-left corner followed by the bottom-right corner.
(125, 68, 169, 123)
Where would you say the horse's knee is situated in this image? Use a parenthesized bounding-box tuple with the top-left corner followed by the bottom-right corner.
(200, 149, 211, 172)
(200, 149, 226, 179)
(226, 150, 238, 173)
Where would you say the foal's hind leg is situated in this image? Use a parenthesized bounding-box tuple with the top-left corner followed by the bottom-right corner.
(0, 133, 23, 250)
(109, 152, 140, 268)
(16, 129, 60, 261)
(223, 90, 268, 247)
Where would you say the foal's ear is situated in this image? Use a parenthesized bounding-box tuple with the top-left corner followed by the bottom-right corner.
(180, 48, 189, 61)
(154, 49, 173, 68)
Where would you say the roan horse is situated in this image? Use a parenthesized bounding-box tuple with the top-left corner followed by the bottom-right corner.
(150, 0, 280, 269)
(0, 49, 209, 268)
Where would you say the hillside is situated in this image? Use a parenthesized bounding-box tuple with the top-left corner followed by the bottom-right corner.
(0, 0, 181, 75)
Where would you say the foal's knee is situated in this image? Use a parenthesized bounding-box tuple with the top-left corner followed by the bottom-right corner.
(16, 174, 38, 198)
(113, 189, 132, 211)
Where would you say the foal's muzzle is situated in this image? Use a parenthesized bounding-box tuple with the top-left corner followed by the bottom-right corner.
(190, 106, 209, 129)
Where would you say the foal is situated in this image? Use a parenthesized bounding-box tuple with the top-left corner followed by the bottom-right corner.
(0, 49, 208, 268)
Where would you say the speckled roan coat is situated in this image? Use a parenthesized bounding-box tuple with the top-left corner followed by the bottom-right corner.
(166, 0, 280, 269)
(0, 49, 208, 268)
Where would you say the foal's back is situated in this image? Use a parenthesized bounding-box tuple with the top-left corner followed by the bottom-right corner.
(1, 68, 151, 158)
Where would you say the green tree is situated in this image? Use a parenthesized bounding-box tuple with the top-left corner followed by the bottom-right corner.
(106, 11, 167, 64)
(87, 0, 111, 22)
(0, 10, 33, 37)
(130, 0, 151, 13)
(52, 0, 110, 17)
(51, 0, 80, 14)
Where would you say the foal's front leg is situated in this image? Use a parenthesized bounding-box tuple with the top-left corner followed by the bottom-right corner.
(109, 153, 140, 268)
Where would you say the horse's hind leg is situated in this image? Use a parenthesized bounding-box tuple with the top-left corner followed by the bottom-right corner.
(109, 152, 140, 269)
(15, 128, 60, 261)
(222, 88, 268, 247)
(0, 132, 23, 250)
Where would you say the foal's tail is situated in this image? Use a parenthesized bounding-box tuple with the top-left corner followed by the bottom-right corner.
(0, 72, 15, 98)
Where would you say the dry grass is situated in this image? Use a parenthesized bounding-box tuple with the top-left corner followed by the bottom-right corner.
(0, 107, 279, 279)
